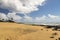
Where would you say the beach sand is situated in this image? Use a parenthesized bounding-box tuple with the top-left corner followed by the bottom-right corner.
(0, 22, 60, 40)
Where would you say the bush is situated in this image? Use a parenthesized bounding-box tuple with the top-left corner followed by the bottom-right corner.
(7, 18, 15, 22)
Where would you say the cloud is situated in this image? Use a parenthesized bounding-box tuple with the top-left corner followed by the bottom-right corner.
(23, 15, 33, 22)
(0, 11, 60, 24)
(7, 12, 22, 22)
(33, 14, 60, 24)
(48, 14, 60, 22)
(35, 15, 46, 22)
(0, 0, 46, 13)
(0, 0, 46, 22)
(0, 13, 8, 21)
(48, 14, 59, 19)
(0, 12, 22, 22)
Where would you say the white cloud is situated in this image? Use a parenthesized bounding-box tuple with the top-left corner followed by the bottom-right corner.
(48, 14, 60, 22)
(48, 14, 59, 19)
(7, 12, 22, 22)
(35, 15, 46, 22)
(0, 12, 22, 22)
(0, 0, 46, 22)
(0, 12, 60, 24)
(33, 14, 60, 24)
(23, 15, 33, 22)
(0, 0, 46, 13)
(1, 0, 60, 24)
(0, 13, 8, 21)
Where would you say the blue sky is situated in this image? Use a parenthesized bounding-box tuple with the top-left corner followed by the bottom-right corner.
(30, 0, 60, 17)
(0, 0, 60, 24)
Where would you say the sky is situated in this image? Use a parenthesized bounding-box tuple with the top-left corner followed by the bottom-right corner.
(30, 0, 60, 17)
(0, 0, 60, 24)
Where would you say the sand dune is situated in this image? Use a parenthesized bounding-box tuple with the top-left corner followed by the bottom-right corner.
(0, 22, 60, 40)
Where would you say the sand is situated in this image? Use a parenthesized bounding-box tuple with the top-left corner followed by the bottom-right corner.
(0, 22, 60, 40)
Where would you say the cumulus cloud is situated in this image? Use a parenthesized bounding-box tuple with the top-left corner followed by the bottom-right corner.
(0, 13, 8, 21)
(0, 0, 46, 13)
(23, 15, 33, 22)
(33, 14, 60, 24)
(48, 14, 59, 19)
(0, 12, 22, 22)
(48, 14, 60, 22)
(0, 0, 46, 22)
(7, 12, 22, 22)
(35, 15, 46, 22)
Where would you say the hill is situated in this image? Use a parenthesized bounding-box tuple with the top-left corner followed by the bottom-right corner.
(0, 22, 60, 40)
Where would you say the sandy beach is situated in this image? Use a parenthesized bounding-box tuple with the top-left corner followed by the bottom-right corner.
(0, 22, 60, 40)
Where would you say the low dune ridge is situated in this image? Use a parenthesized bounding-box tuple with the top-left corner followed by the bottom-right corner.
(0, 22, 60, 40)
